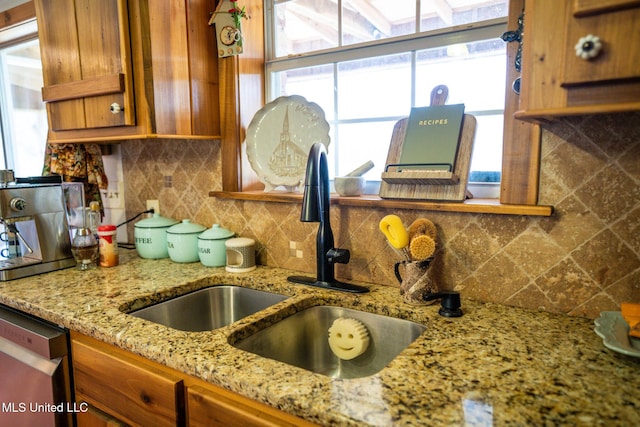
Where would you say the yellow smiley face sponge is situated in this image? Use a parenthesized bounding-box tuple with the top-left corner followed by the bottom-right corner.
(328, 318, 370, 360)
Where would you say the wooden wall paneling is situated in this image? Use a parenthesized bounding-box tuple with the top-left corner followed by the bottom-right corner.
(220, 0, 265, 191)
(238, 0, 265, 191)
(500, 0, 541, 205)
(187, 0, 221, 137)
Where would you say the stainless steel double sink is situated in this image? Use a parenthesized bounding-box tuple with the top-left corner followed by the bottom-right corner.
(128, 285, 426, 379)
(130, 286, 288, 332)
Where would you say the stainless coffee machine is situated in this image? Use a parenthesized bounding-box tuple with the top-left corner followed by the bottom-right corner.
(0, 181, 75, 280)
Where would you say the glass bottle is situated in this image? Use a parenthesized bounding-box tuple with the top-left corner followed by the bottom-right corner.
(71, 227, 98, 270)
(88, 201, 101, 241)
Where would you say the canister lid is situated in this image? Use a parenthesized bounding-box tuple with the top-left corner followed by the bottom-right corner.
(166, 219, 206, 234)
(198, 224, 235, 240)
(135, 213, 179, 229)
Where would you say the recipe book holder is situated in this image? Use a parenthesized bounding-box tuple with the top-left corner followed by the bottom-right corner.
(379, 86, 477, 201)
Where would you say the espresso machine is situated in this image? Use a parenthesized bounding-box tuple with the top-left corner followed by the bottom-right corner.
(0, 174, 76, 280)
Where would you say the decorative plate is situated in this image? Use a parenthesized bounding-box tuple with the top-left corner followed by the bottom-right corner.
(594, 311, 640, 358)
(246, 95, 330, 192)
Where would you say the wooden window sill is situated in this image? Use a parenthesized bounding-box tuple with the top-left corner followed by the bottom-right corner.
(209, 191, 553, 216)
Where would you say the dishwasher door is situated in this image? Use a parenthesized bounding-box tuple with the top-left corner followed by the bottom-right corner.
(0, 305, 73, 427)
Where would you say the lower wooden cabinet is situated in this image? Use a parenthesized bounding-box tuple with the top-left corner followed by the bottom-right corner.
(76, 405, 129, 427)
(71, 332, 184, 426)
(186, 384, 316, 427)
(70, 332, 316, 427)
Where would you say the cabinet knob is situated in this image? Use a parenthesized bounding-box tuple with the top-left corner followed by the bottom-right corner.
(575, 34, 602, 60)
(110, 103, 123, 114)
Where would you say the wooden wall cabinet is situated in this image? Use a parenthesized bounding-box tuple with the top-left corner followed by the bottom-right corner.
(34, 0, 221, 143)
(70, 332, 315, 427)
(516, 0, 640, 121)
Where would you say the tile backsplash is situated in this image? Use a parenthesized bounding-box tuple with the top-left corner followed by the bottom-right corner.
(122, 113, 640, 319)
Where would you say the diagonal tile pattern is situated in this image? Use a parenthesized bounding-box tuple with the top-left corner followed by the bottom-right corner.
(122, 113, 640, 319)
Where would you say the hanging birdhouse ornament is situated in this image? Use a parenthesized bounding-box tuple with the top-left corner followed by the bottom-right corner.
(209, 0, 246, 58)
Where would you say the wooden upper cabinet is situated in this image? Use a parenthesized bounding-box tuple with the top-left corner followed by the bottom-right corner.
(36, 0, 134, 132)
(35, 0, 221, 142)
(516, 0, 640, 121)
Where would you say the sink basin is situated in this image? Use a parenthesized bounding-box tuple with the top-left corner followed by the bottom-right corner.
(233, 306, 426, 379)
(129, 286, 288, 332)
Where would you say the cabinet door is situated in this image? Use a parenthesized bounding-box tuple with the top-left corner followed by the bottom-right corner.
(562, 6, 640, 87)
(71, 333, 183, 427)
(36, 0, 134, 131)
(76, 404, 129, 427)
(516, 0, 640, 120)
(187, 384, 316, 427)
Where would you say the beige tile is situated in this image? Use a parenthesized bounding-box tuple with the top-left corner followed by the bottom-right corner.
(535, 258, 601, 313)
(447, 222, 501, 272)
(539, 195, 604, 252)
(502, 227, 565, 279)
(572, 229, 640, 287)
(604, 269, 640, 304)
(575, 164, 640, 223)
(611, 206, 640, 254)
(467, 253, 530, 303)
(121, 111, 640, 319)
(543, 137, 607, 193)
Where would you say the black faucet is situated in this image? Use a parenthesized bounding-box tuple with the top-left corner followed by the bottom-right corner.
(288, 143, 369, 293)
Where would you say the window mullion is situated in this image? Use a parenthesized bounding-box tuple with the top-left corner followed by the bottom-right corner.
(266, 20, 507, 72)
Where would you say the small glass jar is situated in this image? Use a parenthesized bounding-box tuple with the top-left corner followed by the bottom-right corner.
(71, 227, 98, 270)
(97, 225, 119, 267)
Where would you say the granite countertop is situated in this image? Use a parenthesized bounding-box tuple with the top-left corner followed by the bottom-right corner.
(0, 250, 638, 426)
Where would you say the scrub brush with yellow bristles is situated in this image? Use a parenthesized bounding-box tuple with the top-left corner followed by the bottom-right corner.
(409, 234, 436, 261)
(408, 218, 437, 241)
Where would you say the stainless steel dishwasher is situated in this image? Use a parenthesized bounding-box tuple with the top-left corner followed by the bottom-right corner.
(0, 304, 74, 426)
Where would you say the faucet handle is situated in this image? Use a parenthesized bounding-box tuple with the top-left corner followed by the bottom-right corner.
(327, 248, 350, 264)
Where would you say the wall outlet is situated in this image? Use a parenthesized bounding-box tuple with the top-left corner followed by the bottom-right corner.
(146, 199, 160, 215)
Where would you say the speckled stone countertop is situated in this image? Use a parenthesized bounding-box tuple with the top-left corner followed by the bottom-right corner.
(0, 250, 638, 426)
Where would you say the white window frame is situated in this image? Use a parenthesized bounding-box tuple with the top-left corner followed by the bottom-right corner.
(264, 2, 508, 196)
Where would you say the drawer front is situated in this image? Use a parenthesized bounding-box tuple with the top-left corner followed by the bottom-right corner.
(573, 0, 640, 16)
(72, 335, 183, 427)
(186, 384, 317, 427)
(563, 6, 640, 86)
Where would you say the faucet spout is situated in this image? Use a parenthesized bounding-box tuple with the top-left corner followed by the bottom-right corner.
(288, 143, 368, 293)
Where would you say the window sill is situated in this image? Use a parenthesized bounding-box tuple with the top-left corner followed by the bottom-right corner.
(209, 191, 554, 216)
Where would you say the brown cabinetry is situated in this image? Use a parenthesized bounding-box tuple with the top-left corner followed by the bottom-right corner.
(35, 0, 221, 143)
(71, 332, 315, 427)
(71, 332, 184, 426)
(516, 0, 640, 121)
(186, 384, 316, 427)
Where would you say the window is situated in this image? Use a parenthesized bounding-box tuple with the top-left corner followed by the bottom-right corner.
(265, 0, 509, 195)
(0, 18, 46, 177)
